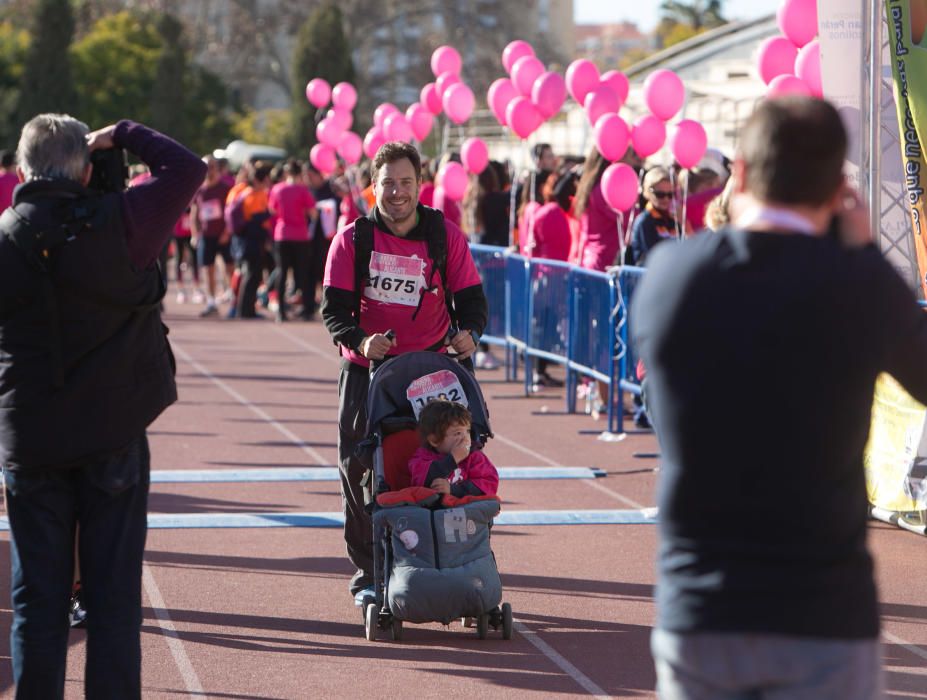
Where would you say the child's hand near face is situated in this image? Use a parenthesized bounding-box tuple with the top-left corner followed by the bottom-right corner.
(430, 478, 451, 494)
(450, 433, 471, 464)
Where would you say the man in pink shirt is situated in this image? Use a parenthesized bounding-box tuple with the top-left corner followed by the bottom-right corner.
(321, 141, 487, 607)
(268, 160, 317, 321)
(0, 151, 18, 212)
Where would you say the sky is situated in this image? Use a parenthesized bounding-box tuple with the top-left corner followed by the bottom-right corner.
(573, 0, 781, 30)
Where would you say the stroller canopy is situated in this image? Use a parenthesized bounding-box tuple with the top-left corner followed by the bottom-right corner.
(366, 352, 492, 439)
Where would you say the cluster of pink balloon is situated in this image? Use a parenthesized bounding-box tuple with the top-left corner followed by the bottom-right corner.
(305, 78, 361, 173)
(599, 68, 708, 213)
(756, 0, 821, 98)
(486, 40, 566, 140)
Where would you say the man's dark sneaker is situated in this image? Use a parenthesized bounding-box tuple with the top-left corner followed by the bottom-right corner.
(634, 408, 651, 430)
(69, 585, 87, 629)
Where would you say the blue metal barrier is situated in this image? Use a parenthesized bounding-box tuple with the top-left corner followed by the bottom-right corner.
(470, 244, 632, 433)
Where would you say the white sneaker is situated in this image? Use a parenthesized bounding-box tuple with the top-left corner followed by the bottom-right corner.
(191, 289, 206, 304)
(475, 350, 501, 370)
(175, 290, 187, 304)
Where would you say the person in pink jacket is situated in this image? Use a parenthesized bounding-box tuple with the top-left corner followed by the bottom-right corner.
(408, 400, 499, 497)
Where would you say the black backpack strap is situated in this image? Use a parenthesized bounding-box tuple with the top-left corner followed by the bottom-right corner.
(413, 207, 456, 325)
(352, 215, 375, 320)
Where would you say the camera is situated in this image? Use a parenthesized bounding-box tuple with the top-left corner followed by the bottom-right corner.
(88, 148, 128, 193)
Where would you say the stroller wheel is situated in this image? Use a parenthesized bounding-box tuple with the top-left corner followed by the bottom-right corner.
(502, 603, 513, 640)
(476, 613, 489, 640)
(364, 603, 378, 641)
(461, 616, 474, 628)
(390, 617, 403, 641)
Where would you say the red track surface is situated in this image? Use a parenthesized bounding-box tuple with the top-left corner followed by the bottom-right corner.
(1, 299, 925, 699)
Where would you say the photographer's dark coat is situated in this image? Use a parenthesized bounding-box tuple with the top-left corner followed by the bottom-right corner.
(0, 120, 206, 471)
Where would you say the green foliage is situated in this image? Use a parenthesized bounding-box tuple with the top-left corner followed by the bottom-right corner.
(0, 21, 29, 147)
(70, 11, 161, 126)
(656, 1, 727, 49)
(231, 109, 292, 150)
(150, 12, 187, 142)
(16, 0, 77, 125)
(68, 10, 231, 156)
(289, 3, 356, 156)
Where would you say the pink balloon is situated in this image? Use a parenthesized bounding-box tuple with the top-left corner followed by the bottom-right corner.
(435, 71, 461, 99)
(383, 113, 413, 143)
(584, 85, 620, 126)
(669, 119, 708, 170)
(512, 55, 545, 97)
(326, 108, 353, 132)
(305, 78, 331, 108)
(594, 114, 630, 162)
(421, 83, 443, 115)
(316, 117, 343, 147)
(795, 39, 822, 98)
(363, 127, 387, 160)
(431, 45, 462, 78)
(461, 137, 489, 175)
(438, 162, 469, 201)
(766, 74, 813, 99)
(601, 163, 639, 212)
(777, 0, 818, 48)
(643, 69, 685, 121)
(600, 70, 630, 108)
(406, 102, 434, 142)
(443, 83, 475, 125)
(532, 71, 566, 119)
(757, 36, 799, 85)
(331, 82, 357, 111)
(505, 96, 542, 139)
(336, 131, 362, 165)
(631, 114, 666, 159)
(502, 40, 535, 74)
(374, 103, 399, 129)
(566, 59, 600, 104)
(310, 143, 336, 174)
(488, 77, 519, 126)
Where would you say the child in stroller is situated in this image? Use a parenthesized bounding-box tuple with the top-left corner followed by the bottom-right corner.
(409, 400, 499, 498)
(359, 351, 513, 641)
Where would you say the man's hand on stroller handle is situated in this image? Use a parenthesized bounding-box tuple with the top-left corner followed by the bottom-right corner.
(359, 331, 396, 360)
(447, 328, 477, 360)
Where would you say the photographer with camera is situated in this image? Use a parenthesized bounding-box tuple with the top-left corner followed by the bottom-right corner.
(0, 115, 206, 699)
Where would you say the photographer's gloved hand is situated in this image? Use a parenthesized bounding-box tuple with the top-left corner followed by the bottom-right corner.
(86, 125, 118, 152)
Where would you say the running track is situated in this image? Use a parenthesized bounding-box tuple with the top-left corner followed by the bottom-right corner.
(1, 300, 925, 699)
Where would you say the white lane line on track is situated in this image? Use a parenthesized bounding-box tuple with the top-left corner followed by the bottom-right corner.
(172, 341, 332, 467)
(273, 326, 341, 365)
(142, 565, 206, 699)
(515, 621, 611, 699)
(883, 631, 927, 663)
(492, 433, 647, 509)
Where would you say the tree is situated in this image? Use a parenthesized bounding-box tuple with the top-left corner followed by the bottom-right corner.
(150, 12, 187, 142)
(16, 0, 78, 125)
(288, 3, 355, 156)
(0, 20, 29, 147)
(70, 11, 162, 127)
(656, 0, 727, 48)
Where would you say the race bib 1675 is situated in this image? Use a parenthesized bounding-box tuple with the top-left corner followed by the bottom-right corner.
(364, 251, 426, 307)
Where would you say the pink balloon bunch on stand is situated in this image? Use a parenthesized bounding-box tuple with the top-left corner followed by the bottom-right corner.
(757, 0, 822, 99)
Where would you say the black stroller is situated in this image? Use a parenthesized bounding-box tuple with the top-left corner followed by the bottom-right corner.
(358, 351, 513, 641)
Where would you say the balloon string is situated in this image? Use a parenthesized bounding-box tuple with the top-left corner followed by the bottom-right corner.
(669, 166, 683, 240)
(680, 177, 689, 238)
(616, 210, 625, 268)
(623, 168, 646, 252)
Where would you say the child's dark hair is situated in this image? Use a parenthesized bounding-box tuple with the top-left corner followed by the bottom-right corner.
(417, 400, 471, 445)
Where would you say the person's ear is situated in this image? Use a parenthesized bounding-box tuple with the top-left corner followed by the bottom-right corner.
(426, 433, 441, 449)
(731, 158, 748, 195)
